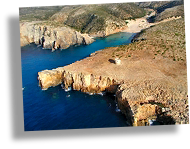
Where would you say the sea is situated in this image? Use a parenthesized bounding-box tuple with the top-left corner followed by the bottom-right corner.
(21, 32, 136, 131)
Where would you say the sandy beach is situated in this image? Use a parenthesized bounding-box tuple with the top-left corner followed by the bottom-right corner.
(123, 11, 182, 33)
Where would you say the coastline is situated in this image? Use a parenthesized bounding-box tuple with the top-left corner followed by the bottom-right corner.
(37, 17, 188, 126)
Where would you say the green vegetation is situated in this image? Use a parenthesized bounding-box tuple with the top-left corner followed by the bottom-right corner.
(110, 18, 186, 62)
(131, 18, 186, 62)
(19, 6, 63, 22)
(19, 3, 146, 34)
(155, 5, 184, 22)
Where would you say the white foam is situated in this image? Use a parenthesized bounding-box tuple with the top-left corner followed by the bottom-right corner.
(115, 107, 121, 112)
(97, 92, 104, 96)
(87, 92, 94, 95)
(64, 87, 72, 92)
(148, 119, 156, 125)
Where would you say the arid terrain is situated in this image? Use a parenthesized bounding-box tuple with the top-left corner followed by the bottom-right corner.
(38, 17, 188, 126)
(19, 0, 188, 126)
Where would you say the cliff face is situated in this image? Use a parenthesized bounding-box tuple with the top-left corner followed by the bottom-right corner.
(38, 67, 119, 93)
(116, 80, 188, 126)
(20, 22, 94, 50)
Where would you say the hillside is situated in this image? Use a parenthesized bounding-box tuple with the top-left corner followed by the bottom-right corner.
(135, 0, 183, 13)
(135, 0, 184, 23)
(154, 5, 184, 22)
(133, 18, 186, 62)
(50, 3, 146, 36)
(19, 6, 63, 22)
(19, 3, 146, 37)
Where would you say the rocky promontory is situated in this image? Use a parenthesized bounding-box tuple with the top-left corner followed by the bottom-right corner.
(38, 18, 188, 126)
(20, 21, 94, 50)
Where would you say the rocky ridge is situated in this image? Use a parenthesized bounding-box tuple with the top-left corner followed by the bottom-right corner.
(20, 21, 94, 50)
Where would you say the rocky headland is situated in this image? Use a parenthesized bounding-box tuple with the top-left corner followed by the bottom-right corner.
(20, 21, 94, 50)
(38, 18, 188, 126)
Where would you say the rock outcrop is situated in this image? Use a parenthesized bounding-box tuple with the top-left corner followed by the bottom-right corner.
(38, 45, 188, 126)
(20, 21, 94, 50)
(116, 80, 188, 126)
(38, 67, 119, 94)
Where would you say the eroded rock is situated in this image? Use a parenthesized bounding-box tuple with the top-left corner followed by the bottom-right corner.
(20, 22, 94, 50)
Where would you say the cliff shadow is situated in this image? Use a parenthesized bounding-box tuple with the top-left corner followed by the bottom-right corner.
(156, 114, 176, 125)
(147, 15, 156, 23)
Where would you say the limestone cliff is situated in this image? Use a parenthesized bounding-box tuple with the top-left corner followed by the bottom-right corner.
(38, 67, 119, 93)
(20, 21, 94, 50)
(116, 80, 188, 126)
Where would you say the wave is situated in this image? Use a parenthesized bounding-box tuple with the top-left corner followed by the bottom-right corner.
(64, 86, 72, 92)
(86, 92, 94, 95)
(115, 107, 121, 112)
(97, 92, 106, 96)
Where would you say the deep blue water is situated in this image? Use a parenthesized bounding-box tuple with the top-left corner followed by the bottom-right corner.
(21, 32, 135, 131)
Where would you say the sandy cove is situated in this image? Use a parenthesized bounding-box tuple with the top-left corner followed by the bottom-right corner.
(122, 11, 182, 33)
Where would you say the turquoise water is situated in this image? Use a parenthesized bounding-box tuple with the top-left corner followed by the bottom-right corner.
(21, 32, 135, 131)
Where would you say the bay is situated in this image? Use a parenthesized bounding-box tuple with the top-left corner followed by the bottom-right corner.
(21, 32, 135, 131)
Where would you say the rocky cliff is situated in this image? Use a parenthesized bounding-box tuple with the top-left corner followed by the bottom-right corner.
(20, 21, 94, 50)
(38, 67, 119, 94)
(38, 44, 188, 126)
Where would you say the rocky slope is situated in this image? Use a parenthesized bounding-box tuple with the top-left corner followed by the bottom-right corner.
(50, 3, 146, 37)
(135, 0, 183, 13)
(135, 0, 184, 23)
(38, 18, 188, 126)
(154, 5, 184, 22)
(20, 21, 94, 50)
(19, 6, 63, 22)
